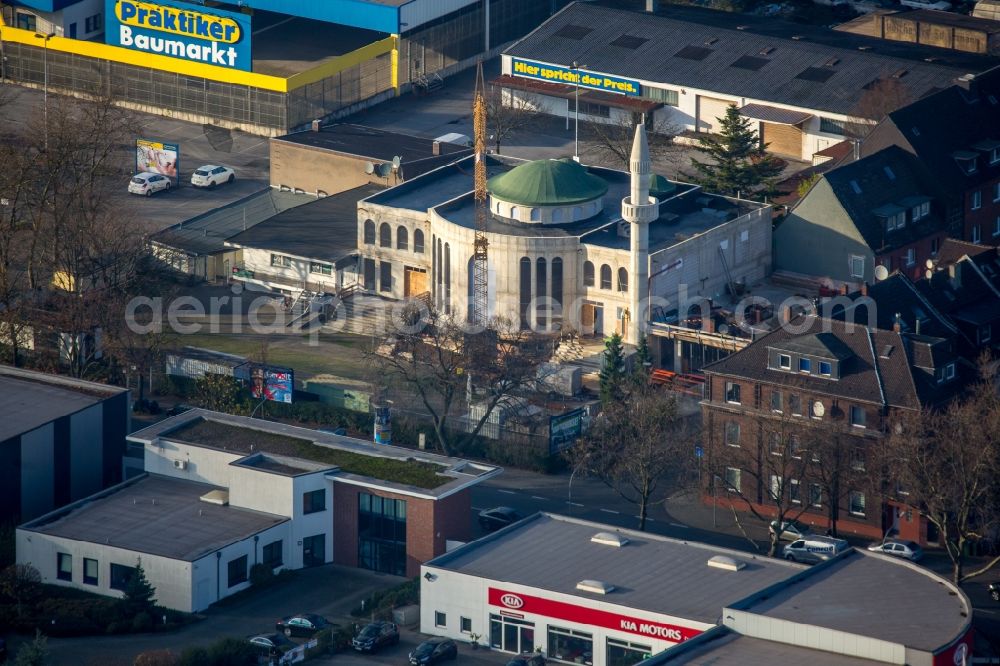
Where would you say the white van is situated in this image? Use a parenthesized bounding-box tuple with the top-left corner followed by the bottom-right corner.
(782, 536, 850, 564)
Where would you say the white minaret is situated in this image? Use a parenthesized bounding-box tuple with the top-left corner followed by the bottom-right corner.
(622, 122, 658, 345)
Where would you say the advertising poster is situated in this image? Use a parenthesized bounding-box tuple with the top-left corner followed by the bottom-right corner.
(107, 0, 253, 71)
(250, 366, 294, 404)
(511, 58, 642, 97)
(136, 139, 180, 184)
(549, 407, 585, 454)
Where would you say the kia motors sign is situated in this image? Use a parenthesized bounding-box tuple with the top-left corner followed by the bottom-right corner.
(488, 588, 704, 644)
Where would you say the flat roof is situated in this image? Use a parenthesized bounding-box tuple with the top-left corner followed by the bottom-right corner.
(225, 184, 381, 264)
(22, 474, 287, 561)
(888, 8, 1000, 33)
(426, 513, 803, 623)
(737, 550, 969, 652)
(129, 410, 501, 498)
(0, 366, 126, 442)
(654, 629, 884, 665)
(275, 124, 470, 163)
(250, 12, 387, 77)
(151, 189, 311, 256)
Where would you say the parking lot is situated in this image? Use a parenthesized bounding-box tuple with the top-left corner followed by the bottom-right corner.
(0, 86, 272, 235)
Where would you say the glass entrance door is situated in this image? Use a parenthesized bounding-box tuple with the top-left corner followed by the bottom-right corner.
(490, 614, 535, 654)
(302, 534, 325, 567)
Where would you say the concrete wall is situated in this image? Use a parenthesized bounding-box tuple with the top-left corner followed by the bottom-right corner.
(240, 247, 345, 293)
(20, 424, 56, 520)
(145, 440, 243, 488)
(287, 473, 334, 570)
(190, 521, 290, 611)
(419, 565, 714, 665)
(774, 179, 874, 284)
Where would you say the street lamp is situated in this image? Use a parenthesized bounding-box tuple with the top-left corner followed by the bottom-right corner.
(33, 31, 56, 152)
(570, 61, 586, 162)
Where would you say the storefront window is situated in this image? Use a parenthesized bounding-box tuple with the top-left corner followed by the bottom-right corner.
(358, 492, 407, 575)
(606, 639, 651, 666)
(548, 626, 593, 665)
(490, 614, 535, 653)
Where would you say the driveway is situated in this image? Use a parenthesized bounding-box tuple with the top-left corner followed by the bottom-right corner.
(318, 626, 509, 666)
(27, 564, 405, 666)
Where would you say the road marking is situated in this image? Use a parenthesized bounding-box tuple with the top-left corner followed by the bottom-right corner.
(600, 509, 620, 514)
(566, 501, 584, 507)
(497, 489, 517, 495)
(236, 139, 269, 154)
(472, 506, 486, 511)
(636, 516, 655, 522)
(670, 523, 689, 528)
(531, 496, 547, 500)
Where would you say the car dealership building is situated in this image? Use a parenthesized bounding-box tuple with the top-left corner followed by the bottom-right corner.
(420, 513, 974, 666)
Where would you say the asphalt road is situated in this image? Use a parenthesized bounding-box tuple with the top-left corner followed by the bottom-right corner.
(0, 84, 272, 235)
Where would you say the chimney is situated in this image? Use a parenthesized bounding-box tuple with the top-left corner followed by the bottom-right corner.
(783, 305, 793, 324)
(860, 282, 868, 296)
(956, 73, 977, 94)
(893, 312, 902, 333)
(432, 140, 441, 156)
(948, 263, 961, 289)
(646, 0, 659, 11)
(311, 119, 321, 132)
(840, 284, 849, 296)
(915, 318, 921, 335)
(704, 314, 715, 334)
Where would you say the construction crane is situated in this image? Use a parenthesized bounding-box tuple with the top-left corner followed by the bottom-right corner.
(471, 62, 489, 327)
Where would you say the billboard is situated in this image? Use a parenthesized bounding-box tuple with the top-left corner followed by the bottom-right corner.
(511, 58, 641, 97)
(107, 0, 253, 71)
(136, 139, 179, 184)
(250, 366, 294, 404)
(549, 407, 585, 454)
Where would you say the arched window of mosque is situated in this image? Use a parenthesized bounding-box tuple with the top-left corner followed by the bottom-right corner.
(379, 223, 391, 248)
(553, 208, 564, 223)
(511, 206, 520, 221)
(364, 220, 375, 245)
(530, 208, 540, 222)
(414, 229, 425, 253)
(397, 226, 408, 251)
(600, 264, 612, 290)
(618, 268, 629, 292)
(573, 206, 582, 221)
(584, 261, 595, 287)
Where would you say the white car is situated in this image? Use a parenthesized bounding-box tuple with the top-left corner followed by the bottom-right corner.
(900, 0, 951, 9)
(191, 164, 235, 188)
(867, 539, 924, 561)
(128, 172, 171, 196)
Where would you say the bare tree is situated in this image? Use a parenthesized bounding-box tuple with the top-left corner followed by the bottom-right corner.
(884, 364, 1000, 583)
(806, 417, 874, 539)
(369, 304, 547, 455)
(571, 383, 694, 530)
(486, 85, 541, 155)
(846, 78, 913, 140)
(585, 114, 680, 168)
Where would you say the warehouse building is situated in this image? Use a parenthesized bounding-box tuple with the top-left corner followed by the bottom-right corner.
(420, 513, 973, 666)
(0, 0, 567, 134)
(17, 409, 499, 611)
(0, 365, 129, 524)
(500, 2, 999, 162)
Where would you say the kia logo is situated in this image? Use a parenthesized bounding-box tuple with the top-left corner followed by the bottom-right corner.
(954, 643, 968, 666)
(500, 593, 524, 609)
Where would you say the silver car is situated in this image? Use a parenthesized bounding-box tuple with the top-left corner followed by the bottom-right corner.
(128, 172, 171, 196)
(867, 539, 923, 561)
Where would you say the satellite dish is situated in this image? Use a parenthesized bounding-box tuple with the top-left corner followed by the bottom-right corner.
(392, 155, 401, 170)
(364, 161, 375, 175)
(874, 265, 889, 281)
(925, 269, 934, 279)
(813, 401, 825, 417)
(925, 258, 935, 269)
(376, 163, 392, 178)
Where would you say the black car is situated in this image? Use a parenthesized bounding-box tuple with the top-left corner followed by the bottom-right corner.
(249, 633, 295, 658)
(276, 613, 330, 637)
(409, 637, 458, 665)
(352, 621, 399, 652)
(479, 507, 522, 532)
(507, 655, 546, 666)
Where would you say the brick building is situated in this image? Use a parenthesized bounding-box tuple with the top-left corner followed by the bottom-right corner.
(700, 315, 963, 545)
(17, 410, 498, 611)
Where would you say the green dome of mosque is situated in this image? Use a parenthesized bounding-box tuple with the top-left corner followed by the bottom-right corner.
(650, 174, 676, 199)
(488, 158, 609, 207)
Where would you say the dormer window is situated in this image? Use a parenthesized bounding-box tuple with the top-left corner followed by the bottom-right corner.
(799, 358, 812, 373)
(778, 354, 791, 369)
(993, 147, 1000, 165)
(819, 361, 832, 376)
(955, 151, 979, 174)
(874, 204, 906, 231)
(912, 201, 929, 220)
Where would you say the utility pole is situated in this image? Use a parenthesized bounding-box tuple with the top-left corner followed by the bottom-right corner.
(571, 61, 585, 162)
(34, 32, 56, 152)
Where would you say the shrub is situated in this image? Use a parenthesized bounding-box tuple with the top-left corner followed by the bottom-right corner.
(132, 611, 154, 633)
(205, 637, 257, 665)
(351, 577, 419, 617)
(177, 647, 209, 666)
(248, 563, 274, 588)
(107, 621, 128, 635)
(135, 649, 179, 666)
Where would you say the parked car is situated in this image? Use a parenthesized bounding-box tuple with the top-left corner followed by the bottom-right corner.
(900, 0, 951, 9)
(769, 519, 814, 541)
(276, 613, 330, 637)
(128, 172, 171, 196)
(867, 539, 923, 561)
(507, 654, 546, 666)
(352, 621, 399, 652)
(479, 506, 522, 532)
(782, 536, 850, 564)
(166, 403, 192, 417)
(191, 164, 236, 188)
(409, 637, 458, 665)
(249, 633, 295, 659)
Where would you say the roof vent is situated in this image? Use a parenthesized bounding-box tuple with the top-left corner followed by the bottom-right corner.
(791, 35, 805, 40)
(892, 69, 908, 79)
(825, 57, 840, 67)
(705, 37, 719, 45)
(591, 532, 630, 547)
(576, 579, 615, 594)
(736, 25, 748, 30)
(858, 45, 873, 51)
(707, 555, 746, 572)
(200, 489, 229, 506)
(759, 46, 774, 55)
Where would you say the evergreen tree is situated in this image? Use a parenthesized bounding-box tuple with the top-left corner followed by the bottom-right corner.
(686, 104, 784, 198)
(631, 335, 652, 386)
(15, 630, 49, 666)
(124, 559, 157, 614)
(599, 333, 627, 405)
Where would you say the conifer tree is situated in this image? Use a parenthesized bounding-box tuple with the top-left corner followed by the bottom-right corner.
(687, 104, 784, 197)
